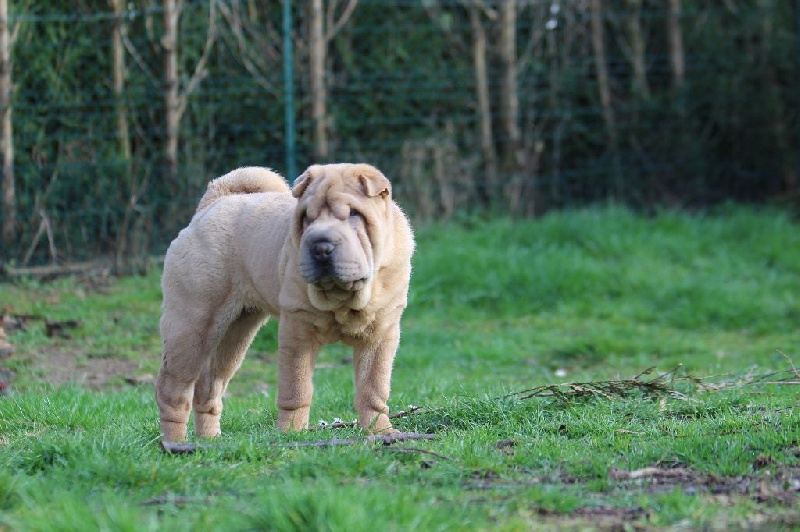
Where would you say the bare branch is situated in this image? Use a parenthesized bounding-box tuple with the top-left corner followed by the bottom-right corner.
(325, 0, 357, 43)
(8, 0, 31, 44)
(776, 351, 799, 379)
(22, 217, 46, 267)
(517, 2, 547, 73)
(722, 0, 738, 13)
(217, 1, 278, 95)
(457, 0, 497, 20)
(42, 209, 56, 262)
(122, 32, 159, 88)
(425, 0, 466, 52)
(176, 0, 217, 122)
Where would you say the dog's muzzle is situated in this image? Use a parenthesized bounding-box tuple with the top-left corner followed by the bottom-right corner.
(301, 237, 368, 292)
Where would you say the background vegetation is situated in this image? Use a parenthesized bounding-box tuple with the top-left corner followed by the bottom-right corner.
(1, 208, 799, 529)
(0, 1, 798, 267)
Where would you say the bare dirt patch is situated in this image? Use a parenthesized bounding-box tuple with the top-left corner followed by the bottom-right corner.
(14, 343, 146, 389)
(463, 463, 800, 529)
(609, 465, 800, 505)
(1, 316, 149, 391)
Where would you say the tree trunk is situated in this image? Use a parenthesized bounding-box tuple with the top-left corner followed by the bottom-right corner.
(590, 0, 623, 196)
(761, 0, 796, 192)
(163, 0, 179, 184)
(626, 0, 649, 98)
(111, 0, 134, 269)
(310, 0, 328, 160)
(468, 5, 497, 201)
(111, 0, 131, 161)
(499, 0, 528, 214)
(667, 0, 684, 91)
(546, 5, 561, 204)
(499, 1, 520, 167)
(0, 0, 14, 249)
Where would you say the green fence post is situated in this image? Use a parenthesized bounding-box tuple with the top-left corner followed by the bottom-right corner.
(283, 0, 297, 180)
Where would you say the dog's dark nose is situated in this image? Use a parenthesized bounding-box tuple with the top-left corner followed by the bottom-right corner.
(312, 240, 335, 262)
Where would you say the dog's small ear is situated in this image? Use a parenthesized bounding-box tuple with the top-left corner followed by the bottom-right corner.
(358, 169, 391, 199)
(292, 166, 316, 198)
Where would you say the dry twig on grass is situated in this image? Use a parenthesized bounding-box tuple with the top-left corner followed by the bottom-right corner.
(505, 365, 702, 404)
(308, 405, 429, 432)
(160, 432, 435, 455)
(777, 350, 800, 381)
(382, 446, 458, 463)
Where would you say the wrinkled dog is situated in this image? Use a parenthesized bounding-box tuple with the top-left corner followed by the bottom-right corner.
(156, 164, 414, 442)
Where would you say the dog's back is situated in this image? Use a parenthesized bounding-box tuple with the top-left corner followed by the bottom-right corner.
(196, 167, 290, 213)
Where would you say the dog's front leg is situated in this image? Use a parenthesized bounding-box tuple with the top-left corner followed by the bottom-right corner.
(276, 313, 321, 431)
(352, 322, 401, 434)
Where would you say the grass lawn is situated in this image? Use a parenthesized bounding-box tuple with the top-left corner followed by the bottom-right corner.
(1, 205, 799, 530)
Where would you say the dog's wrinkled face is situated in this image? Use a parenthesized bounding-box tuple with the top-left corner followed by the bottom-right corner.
(292, 164, 391, 296)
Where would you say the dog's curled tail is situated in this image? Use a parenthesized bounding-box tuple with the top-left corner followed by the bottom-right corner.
(197, 167, 291, 213)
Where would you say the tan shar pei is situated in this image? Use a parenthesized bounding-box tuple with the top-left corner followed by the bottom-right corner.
(156, 164, 414, 442)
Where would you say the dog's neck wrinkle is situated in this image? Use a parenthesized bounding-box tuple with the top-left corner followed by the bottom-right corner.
(295, 293, 373, 340)
(308, 284, 353, 308)
(305, 284, 377, 334)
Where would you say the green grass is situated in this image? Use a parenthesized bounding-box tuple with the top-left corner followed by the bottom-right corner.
(1, 205, 799, 530)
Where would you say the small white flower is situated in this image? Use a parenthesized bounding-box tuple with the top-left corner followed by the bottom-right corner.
(546, 19, 558, 31)
(318, 419, 328, 427)
(408, 404, 418, 410)
(333, 417, 343, 424)
(555, 368, 568, 377)
(550, 3, 560, 15)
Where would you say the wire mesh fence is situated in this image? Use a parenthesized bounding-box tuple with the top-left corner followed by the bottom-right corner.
(0, 0, 798, 269)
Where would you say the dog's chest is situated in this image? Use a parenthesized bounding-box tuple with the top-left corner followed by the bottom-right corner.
(308, 306, 376, 342)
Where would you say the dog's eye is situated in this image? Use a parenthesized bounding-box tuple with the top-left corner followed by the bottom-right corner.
(349, 209, 363, 220)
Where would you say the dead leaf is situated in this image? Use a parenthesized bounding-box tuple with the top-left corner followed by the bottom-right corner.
(124, 374, 155, 386)
(753, 454, 774, 470)
(45, 319, 83, 339)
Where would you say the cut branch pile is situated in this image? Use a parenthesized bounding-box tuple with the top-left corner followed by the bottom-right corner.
(306, 360, 799, 435)
(506, 365, 703, 404)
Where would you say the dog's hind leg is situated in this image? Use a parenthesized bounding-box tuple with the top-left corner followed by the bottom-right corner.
(193, 308, 269, 438)
(157, 314, 208, 442)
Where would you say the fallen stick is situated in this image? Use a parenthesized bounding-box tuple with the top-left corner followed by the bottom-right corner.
(609, 467, 691, 480)
(286, 432, 435, 448)
(161, 432, 435, 454)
